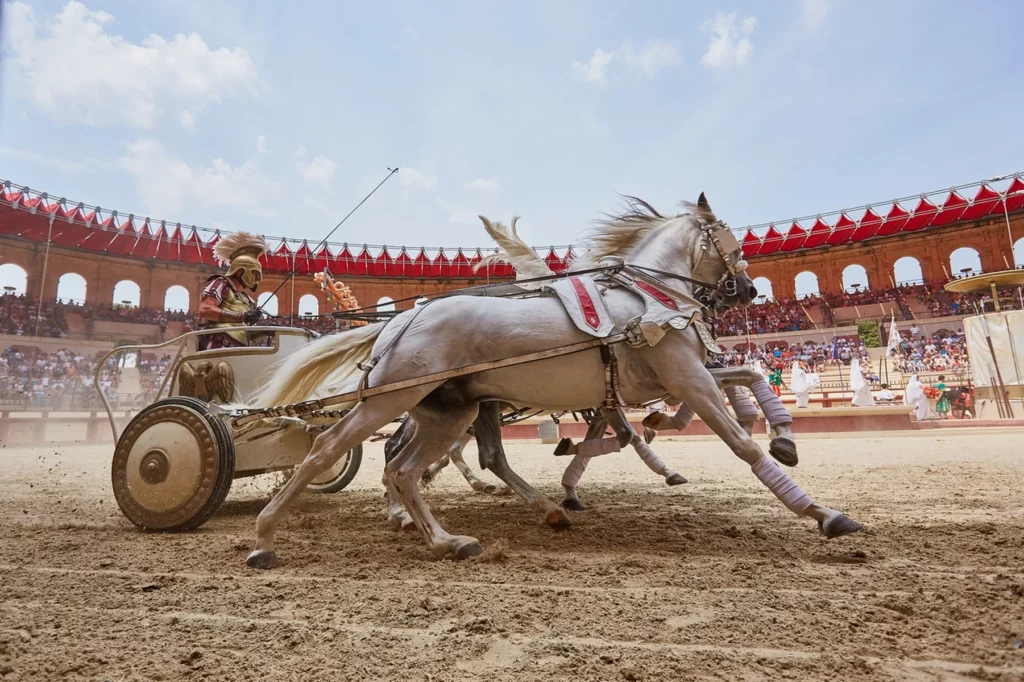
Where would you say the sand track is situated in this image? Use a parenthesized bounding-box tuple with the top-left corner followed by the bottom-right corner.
(1, 430, 1022, 681)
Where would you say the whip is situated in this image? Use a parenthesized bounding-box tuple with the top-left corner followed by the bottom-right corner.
(257, 167, 399, 313)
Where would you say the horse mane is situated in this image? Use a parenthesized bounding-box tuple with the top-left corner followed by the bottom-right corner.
(573, 194, 690, 270)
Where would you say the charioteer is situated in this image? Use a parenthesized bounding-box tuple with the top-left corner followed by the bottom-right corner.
(198, 231, 272, 351)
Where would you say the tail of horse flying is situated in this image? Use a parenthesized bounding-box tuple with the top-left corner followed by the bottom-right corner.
(249, 322, 385, 408)
(473, 216, 555, 286)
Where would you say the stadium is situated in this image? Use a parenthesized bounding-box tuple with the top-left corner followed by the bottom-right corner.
(3, 2, 1024, 680)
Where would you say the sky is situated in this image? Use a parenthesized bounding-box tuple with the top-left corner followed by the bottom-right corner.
(2, 0, 1024, 303)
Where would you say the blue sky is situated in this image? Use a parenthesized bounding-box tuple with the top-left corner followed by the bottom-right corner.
(2, 0, 1023, 297)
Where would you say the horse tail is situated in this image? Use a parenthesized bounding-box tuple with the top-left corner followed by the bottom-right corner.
(249, 322, 385, 408)
(473, 216, 554, 288)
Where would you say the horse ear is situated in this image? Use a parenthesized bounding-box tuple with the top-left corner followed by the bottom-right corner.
(697, 192, 710, 210)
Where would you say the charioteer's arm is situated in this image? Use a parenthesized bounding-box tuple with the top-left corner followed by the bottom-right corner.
(198, 288, 262, 325)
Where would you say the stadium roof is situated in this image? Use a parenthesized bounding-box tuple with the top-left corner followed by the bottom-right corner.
(1, 173, 1022, 278)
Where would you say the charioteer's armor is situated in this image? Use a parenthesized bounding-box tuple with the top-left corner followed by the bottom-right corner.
(198, 232, 272, 351)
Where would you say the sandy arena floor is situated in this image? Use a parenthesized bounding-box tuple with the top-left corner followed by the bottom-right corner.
(1, 429, 1022, 681)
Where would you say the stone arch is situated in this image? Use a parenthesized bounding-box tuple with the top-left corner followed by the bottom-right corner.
(751, 276, 774, 302)
(1013, 237, 1024, 267)
(949, 247, 982, 277)
(841, 264, 869, 293)
(298, 294, 319, 317)
(893, 256, 923, 285)
(113, 280, 141, 308)
(257, 293, 279, 316)
(56, 272, 87, 304)
(0, 263, 29, 296)
(376, 296, 395, 312)
(164, 285, 190, 312)
(794, 271, 820, 299)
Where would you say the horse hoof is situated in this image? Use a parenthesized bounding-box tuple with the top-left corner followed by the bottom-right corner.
(819, 512, 864, 539)
(665, 473, 688, 486)
(553, 438, 575, 457)
(388, 513, 415, 532)
(451, 538, 484, 561)
(246, 550, 280, 570)
(482, 483, 499, 495)
(561, 497, 585, 512)
(643, 427, 657, 444)
(769, 438, 799, 467)
(545, 507, 572, 527)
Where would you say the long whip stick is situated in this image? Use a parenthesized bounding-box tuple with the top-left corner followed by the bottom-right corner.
(258, 167, 399, 312)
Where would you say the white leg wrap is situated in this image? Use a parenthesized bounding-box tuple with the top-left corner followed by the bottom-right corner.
(576, 436, 622, 458)
(751, 455, 813, 515)
(561, 455, 590, 489)
(750, 379, 793, 426)
(671, 402, 696, 430)
(629, 435, 672, 477)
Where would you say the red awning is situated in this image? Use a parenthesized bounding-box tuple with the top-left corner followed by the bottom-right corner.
(931, 191, 968, 227)
(960, 185, 1001, 222)
(756, 226, 784, 256)
(741, 230, 762, 257)
(780, 222, 808, 252)
(332, 245, 354, 275)
(849, 207, 882, 243)
(825, 213, 857, 246)
(802, 217, 832, 249)
(902, 197, 938, 232)
(876, 202, 910, 236)
(1005, 177, 1024, 213)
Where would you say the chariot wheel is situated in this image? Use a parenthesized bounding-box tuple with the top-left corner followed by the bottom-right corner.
(111, 397, 235, 531)
(305, 443, 363, 494)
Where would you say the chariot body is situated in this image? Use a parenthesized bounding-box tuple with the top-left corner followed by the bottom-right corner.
(95, 325, 364, 531)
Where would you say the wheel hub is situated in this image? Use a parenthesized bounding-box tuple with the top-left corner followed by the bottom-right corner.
(139, 449, 170, 484)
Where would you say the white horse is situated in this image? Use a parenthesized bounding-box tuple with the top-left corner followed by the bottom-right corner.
(245, 194, 862, 567)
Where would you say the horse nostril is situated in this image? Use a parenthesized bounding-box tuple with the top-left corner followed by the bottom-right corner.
(748, 285, 758, 299)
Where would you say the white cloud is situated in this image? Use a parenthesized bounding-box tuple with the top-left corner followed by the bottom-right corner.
(619, 41, 682, 77)
(464, 178, 502, 192)
(572, 48, 616, 85)
(179, 110, 197, 131)
(257, 135, 267, 154)
(572, 41, 680, 86)
(802, 0, 830, 30)
(302, 155, 337, 186)
(118, 138, 274, 218)
(700, 12, 757, 69)
(4, 1, 265, 129)
(400, 167, 437, 189)
(292, 144, 308, 158)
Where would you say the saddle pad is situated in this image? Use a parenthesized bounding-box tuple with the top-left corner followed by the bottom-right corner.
(543, 276, 616, 338)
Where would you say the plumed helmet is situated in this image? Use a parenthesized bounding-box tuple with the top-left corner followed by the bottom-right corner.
(213, 232, 269, 290)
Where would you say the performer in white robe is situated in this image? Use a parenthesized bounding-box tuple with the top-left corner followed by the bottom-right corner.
(850, 358, 875, 407)
(902, 374, 931, 420)
(791, 361, 811, 408)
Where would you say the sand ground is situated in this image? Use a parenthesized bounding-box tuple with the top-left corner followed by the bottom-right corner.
(1, 428, 1022, 681)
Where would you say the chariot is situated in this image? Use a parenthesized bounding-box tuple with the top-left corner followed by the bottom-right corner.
(95, 325, 364, 532)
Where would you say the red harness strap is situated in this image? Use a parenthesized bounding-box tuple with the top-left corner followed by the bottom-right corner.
(568, 276, 602, 330)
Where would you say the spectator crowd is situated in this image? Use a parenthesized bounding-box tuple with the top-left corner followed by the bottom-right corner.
(1, 345, 174, 409)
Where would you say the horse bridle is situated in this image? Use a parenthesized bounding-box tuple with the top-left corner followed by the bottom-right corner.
(622, 219, 749, 297)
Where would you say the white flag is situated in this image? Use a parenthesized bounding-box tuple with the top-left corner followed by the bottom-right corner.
(886, 313, 901, 356)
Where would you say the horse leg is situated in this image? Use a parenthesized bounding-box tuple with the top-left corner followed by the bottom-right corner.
(661, 358, 862, 539)
(472, 402, 568, 525)
(560, 415, 614, 511)
(447, 434, 508, 495)
(248, 386, 437, 569)
(713, 367, 798, 467)
(383, 417, 417, 531)
(422, 453, 451, 484)
(386, 404, 485, 560)
(604, 407, 687, 486)
(641, 402, 695, 438)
